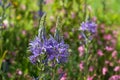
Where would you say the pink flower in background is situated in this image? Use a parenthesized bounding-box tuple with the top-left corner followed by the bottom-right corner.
(102, 67, 108, 75)
(50, 27, 55, 34)
(97, 40, 103, 45)
(109, 75, 120, 80)
(71, 12, 76, 19)
(114, 66, 120, 72)
(117, 60, 120, 64)
(100, 29, 105, 33)
(22, 30, 27, 36)
(60, 77, 67, 80)
(16, 69, 22, 75)
(111, 39, 116, 46)
(97, 49, 104, 56)
(109, 62, 114, 67)
(45, 0, 54, 4)
(105, 60, 110, 64)
(79, 61, 84, 71)
(98, 24, 105, 33)
(57, 68, 63, 74)
(78, 46, 84, 57)
(92, 16, 97, 22)
(60, 73, 67, 80)
(105, 46, 114, 52)
(99, 24, 105, 29)
(112, 50, 117, 58)
(78, 35, 82, 40)
(64, 32, 69, 39)
(103, 34, 112, 40)
(89, 66, 94, 72)
(7, 72, 12, 78)
(87, 76, 94, 80)
(112, 30, 118, 38)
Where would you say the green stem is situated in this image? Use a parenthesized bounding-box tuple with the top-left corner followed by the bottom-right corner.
(0, 50, 7, 70)
(84, 40, 89, 79)
(84, 0, 87, 20)
(52, 66, 56, 80)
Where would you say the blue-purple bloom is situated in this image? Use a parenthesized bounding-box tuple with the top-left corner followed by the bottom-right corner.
(29, 34, 69, 65)
(29, 37, 43, 64)
(29, 37, 43, 55)
(44, 35, 69, 63)
(80, 21, 97, 33)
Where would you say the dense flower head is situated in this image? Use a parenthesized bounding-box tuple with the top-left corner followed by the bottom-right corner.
(44, 35, 69, 63)
(80, 21, 97, 33)
(29, 35, 69, 65)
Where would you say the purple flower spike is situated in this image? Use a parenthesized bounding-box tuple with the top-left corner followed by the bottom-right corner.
(29, 36, 43, 64)
(29, 35, 69, 64)
(81, 21, 97, 33)
(44, 35, 69, 64)
(29, 37, 43, 55)
(29, 15, 69, 65)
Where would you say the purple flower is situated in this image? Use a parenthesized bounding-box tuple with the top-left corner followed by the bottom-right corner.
(80, 21, 97, 33)
(29, 54, 39, 64)
(44, 35, 69, 64)
(29, 35, 69, 64)
(29, 37, 43, 55)
(29, 36, 43, 64)
(29, 14, 69, 65)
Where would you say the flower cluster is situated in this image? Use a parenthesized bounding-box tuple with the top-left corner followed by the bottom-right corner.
(79, 20, 97, 44)
(80, 21, 97, 34)
(44, 35, 69, 63)
(29, 22, 69, 65)
(109, 75, 120, 80)
(78, 22, 118, 79)
(29, 37, 43, 64)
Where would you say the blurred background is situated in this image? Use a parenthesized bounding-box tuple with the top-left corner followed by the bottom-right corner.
(0, 0, 120, 80)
